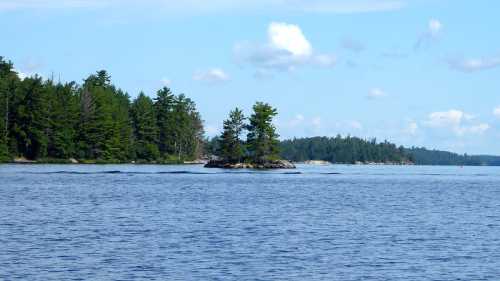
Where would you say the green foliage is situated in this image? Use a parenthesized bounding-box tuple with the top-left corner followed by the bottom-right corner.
(0, 57, 18, 162)
(246, 102, 280, 163)
(280, 136, 412, 164)
(406, 147, 500, 166)
(0, 58, 204, 163)
(219, 108, 246, 163)
(210, 102, 281, 164)
(131, 93, 159, 161)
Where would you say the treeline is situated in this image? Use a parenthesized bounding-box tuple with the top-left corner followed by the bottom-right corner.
(0, 57, 204, 163)
(406, 147, 500, 166)
(279, 136, 413, 164)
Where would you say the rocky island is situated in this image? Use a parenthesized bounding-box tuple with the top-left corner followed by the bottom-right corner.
(205, 159, 295, 169)
(204, 102, 296, 169)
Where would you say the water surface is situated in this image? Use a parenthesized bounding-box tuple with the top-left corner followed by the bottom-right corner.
(1, 164, 499, 280)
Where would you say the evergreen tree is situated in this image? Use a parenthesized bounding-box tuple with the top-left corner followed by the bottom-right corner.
(219, 108, 245, 163)
(10, 76, 49, 159)
(131, 92, 159, 161)
(46, 82, 79, 158)
(155, 87, 175, 157)
(0, 57, 18, 161)
(246, 102, 280, 163)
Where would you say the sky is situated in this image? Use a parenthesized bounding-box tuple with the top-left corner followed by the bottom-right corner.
(1, 0, 500, 154)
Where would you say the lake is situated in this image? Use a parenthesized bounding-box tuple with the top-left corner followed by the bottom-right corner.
(1, 164, 499, 280)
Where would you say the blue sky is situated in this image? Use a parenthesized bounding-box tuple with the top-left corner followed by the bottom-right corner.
(1, 0, 500, 154)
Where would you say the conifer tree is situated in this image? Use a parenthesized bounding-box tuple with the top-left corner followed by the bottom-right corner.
(219, 108, 245, 163)
(131, 92, 159, 161)
(246, 102, 280, 163)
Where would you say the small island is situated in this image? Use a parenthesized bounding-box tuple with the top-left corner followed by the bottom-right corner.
(204, 103, 295, 169)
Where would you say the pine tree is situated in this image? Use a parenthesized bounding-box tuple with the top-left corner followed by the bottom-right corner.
(0, 57, 17, 162)
(11, 76, 49, 159)
(219, 108, 245, 163)
(155, 87, 175, 157)
(131, 92, 159, 161)
(46, 82, 79, 159)
(246, 102, 280, 163)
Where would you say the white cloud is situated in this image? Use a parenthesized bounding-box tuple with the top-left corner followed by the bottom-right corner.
(235, 22, 336, 72)
(424, 109, 490, 136)
(367, 88, 388, 99)
(494, 107, 500, 118)
(415, 18, 443, 50)
(0, 0, 407, 14)
(428, 19, 442, 36)
(447, 56, 500, 73)
(288, 114, 305, 127)
(160, 78, 171, 86)
(312, 117, 322, 128)
(15, 69, 28, 80)
(268, 22, 312, 57)
(193, 68, 229, 83)
(405, 122, 418, 136)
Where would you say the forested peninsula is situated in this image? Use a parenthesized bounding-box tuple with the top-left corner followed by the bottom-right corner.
(0, 57, 203, 164)
(2, 56, 499, 166)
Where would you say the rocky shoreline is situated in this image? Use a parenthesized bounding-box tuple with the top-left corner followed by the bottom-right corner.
(204, 160, 296, 169)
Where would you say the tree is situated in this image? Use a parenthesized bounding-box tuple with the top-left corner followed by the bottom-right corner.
(155, 87, 175, 157)
(0, 57, 18, 161)
(10, 76, 49, 159)
(46, 82, 79, 158)
(246, 102, 280, 163)
(131, 92, 159, 161)
(219, 108, 246, 163)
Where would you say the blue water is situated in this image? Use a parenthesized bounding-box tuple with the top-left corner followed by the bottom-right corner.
(1, 164, 500, 280)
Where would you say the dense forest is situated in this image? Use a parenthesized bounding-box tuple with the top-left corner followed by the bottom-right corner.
(279, 136, 413, 164)
(278, 137, 500, 166)
(406, 147, 500, 166)
(0, 57, 204, 163)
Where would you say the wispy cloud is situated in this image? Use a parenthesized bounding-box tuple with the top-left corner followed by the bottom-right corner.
(414, 19, 443, 50)
(447, 56, 500, 73)
(367, 88, 388, 99)
(424, 109, 489, 136)
(193, 68, 230, 83)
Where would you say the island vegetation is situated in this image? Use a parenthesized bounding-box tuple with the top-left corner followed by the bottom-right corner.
(205, 103, 295, 169)
(0, 57, 203, 164)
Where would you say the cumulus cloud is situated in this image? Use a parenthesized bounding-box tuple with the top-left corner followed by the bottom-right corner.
(235, 22, 336, 72)
(424, 109, 489, 136)
(415, 18, 443, 50)
(193, 68, 229, 83)
(447, 56, 500, 73)
(268, 22, 312, 57)
(367, 88, 388, 99)
(0, 0, 407, 14)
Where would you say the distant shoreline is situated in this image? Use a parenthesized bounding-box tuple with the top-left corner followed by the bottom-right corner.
(2, 159, 499, 167)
